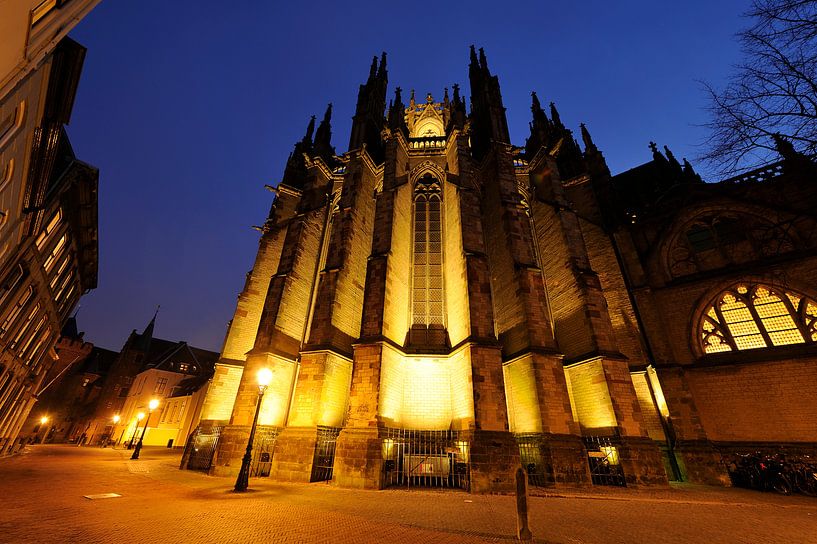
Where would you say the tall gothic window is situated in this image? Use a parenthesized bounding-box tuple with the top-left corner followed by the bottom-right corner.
(412, 175, 444, 328)
(700, 283, 817, 354)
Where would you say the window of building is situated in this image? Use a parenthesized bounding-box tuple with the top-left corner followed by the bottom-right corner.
(700, 283, 817, 354)
(0, 159, 13, 193)
(0, 265, 25, 311)
(412, 175, 444, 327)
(176, 400, 186, 422)
(43, 234, 68, 273)
(0, 286, 34, 337)
(0, 102, 25, 150)
(154, 377, 167, 395)
(31, 0, 57, 27)
(178, 363, 189, 373)
(35, 209, 62, 251)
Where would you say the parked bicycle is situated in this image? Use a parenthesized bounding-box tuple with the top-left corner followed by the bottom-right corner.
(726, 452, 817, 497)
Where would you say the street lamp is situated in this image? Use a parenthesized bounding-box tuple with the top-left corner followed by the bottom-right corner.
(106, 415, 121, 448)
(129, 413, 145, 448)
(130, 398, 159, 460)
(234, 367, 272, 492)
(39, 416, 48, 444)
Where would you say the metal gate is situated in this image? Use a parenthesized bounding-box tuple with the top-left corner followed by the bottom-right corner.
(382, 428, 470, 490)
(583, 435, 626, 486)
(515, 433, 549, 487)
(181, 425, 223, 472)
(310, 426, 341, 482)
(250, 427, 280, 477)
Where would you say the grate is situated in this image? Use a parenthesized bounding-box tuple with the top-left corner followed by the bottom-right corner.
(250, 427, 280, 477)
(382, 428, 470, 490)
(180, 425, 223, 472)
(583, 435, 627, 487)
(515, 433, 549, 487)
(310, 426, 341, 482)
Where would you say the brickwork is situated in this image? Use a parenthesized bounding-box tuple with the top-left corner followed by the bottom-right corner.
(221, 207, 292, 362)
(630, 371, 667, 442)
(581, 219, 648, 365)
(443, 180, 470, 345)
(199, 362, 243, 422)
(686, 358, 817, 442)
(564, 359, 616, 431)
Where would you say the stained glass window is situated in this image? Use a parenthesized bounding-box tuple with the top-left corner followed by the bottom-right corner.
(412, 175, 444, 327)
(700, 283, 817, 354)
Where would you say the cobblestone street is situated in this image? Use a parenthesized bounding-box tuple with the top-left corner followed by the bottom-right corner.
(0, 445, 815, 543)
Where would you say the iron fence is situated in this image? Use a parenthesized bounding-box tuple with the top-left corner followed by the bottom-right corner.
(180, 425, 223, 472)
(250, 427, 280, 477)
(583, 434, 627, 486)
(515, 433, 549, 487)
(310, 426, 341, 482)
(382, 428, 470, 490)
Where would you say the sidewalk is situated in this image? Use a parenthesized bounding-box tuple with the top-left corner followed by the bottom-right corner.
(0, 445, 814, 543)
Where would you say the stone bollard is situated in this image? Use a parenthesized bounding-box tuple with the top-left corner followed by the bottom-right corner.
(516, 466, 533, 542)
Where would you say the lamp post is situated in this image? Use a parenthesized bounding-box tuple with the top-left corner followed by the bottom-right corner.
(106, 415, 120, 448)
(129, 413, 144, 449)
(39, 416, 48, 444)
(234, 367, 272, 492)
(130, 398, 159, 460)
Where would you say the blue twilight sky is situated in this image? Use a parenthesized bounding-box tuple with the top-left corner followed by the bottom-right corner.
(66, 0, 752, 352)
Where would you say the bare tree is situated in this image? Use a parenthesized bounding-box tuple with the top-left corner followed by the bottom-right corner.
(701, 0, 817, 176)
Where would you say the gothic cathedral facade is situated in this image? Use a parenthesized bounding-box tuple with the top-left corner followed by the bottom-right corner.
(188, 48, 817, 492)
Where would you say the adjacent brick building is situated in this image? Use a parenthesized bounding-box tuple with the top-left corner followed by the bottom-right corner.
(0, 0, 101, 454)
(188, 48, 816, 492)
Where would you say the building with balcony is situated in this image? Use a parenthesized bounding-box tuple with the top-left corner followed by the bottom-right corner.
(0, 0, 101, 454)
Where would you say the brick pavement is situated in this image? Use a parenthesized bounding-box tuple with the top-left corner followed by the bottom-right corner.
(0, 446, 815, 543)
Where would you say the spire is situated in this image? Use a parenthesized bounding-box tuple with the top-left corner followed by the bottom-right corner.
(369, 55, 378, 79)
(664, 145, 682, 171)
(452, 84, 461, 104)
(313, 103, 335, 164)
(649, 141, 664, 162)
(303, 115, 316, 144)
(137, 306, 158, 352)
(387, 87, 408, 135)
(409, 89, 416, 108)
(478, 47, 488, 70)
(531, 91, 542, 114)
(443, 87, 449, 107)
(377, 51, 387, 79)
(682, 158, 703, 183)
(349, 53, 388, 162)
(580, 123, 597, 153)
(549, 102, 563, 129)
(468, 45, 510, 159)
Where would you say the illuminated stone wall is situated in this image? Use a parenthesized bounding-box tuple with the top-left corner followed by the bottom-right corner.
(503, 357, 542, 433)
(581, 218, 648, 365)
(199, 363, 243, 422)
(221, 224, 289, 362)
(382, 181, 411, 344)
(378, 343, 474, 430)
(531, 201, 596, 358)
(443, 180, 469, 346)
(686, 359, 817, 442)
(564, 359, 617, 431)
(630, 371, 666, 442)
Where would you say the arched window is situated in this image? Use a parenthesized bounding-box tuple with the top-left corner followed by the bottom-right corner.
(700, 283, 817, 354)
(412, 174, 444, 328)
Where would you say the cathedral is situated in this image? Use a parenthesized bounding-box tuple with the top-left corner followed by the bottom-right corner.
(185, 47, 817, 493)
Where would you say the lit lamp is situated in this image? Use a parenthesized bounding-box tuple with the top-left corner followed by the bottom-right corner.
(129, 413, 145, 449)
(39, 416, 48, 444)
(108, 414, 121, 448)
(130, 399, 159, 460)
(234, 367, 272, 492)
